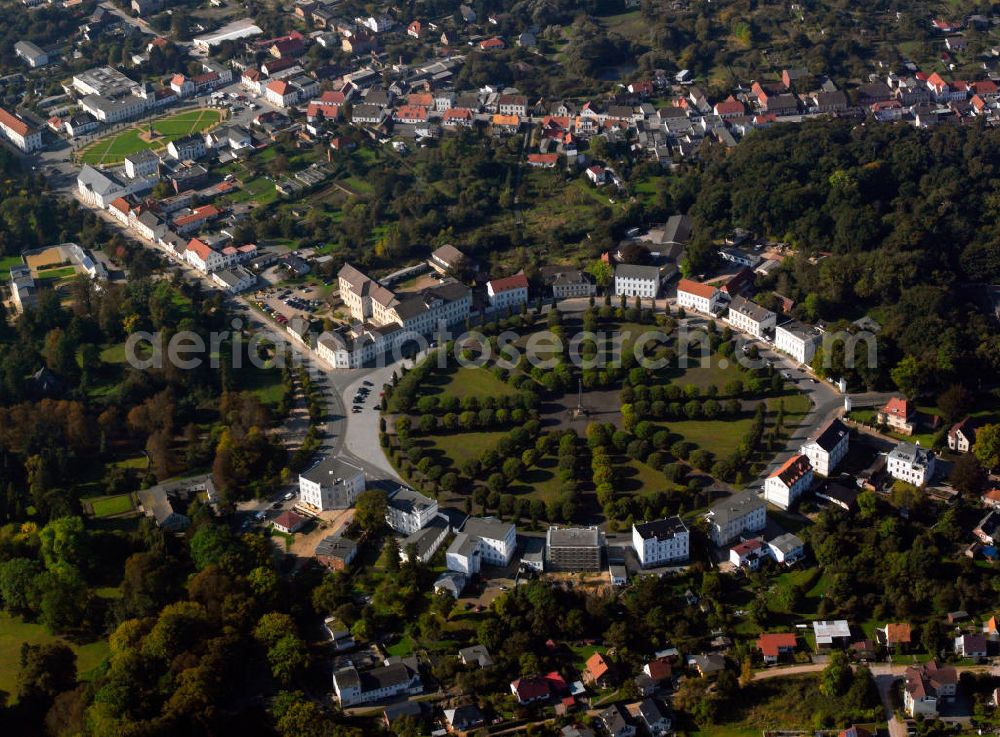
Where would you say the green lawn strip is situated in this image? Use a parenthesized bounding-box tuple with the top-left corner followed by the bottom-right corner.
(0, 613, 110, 699)
(506, 454, 565, 503)
(35, 266, 77, 280)
(88, 493, 135, 518)
(0, 255, 23, 281)
(234, 364, 285, 406)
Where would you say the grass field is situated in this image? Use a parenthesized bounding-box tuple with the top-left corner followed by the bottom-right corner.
(35, 265, 78, 281)
(89, 493, 135, 518)
(0, 613, 109, 700)
(423, 431, 508, 468)
(80, 109, 224, 166)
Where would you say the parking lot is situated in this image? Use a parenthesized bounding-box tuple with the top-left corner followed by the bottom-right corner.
(349, 379, 380, 416)
(252, 284, 327, 325)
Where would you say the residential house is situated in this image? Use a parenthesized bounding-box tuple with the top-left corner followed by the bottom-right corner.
(14, 41, 48, 68)
(108, 197, 132, 226)
(510, 676, 549, 704)
(314, 535, 358, 571)
(446, 517, 517, 575)
(124, 150, 159, 179)
(9, 265, 36, 314)
(676, 278, 720, 314)
(800, 418, 850, 477)
(333, 660, 423, 706)
(636, 699, 671, 736)
(444, 704, 485, 732)
(386, 487, 438, 535)
(764, 454, 813, 510)
(498, 94, 527, 117)
(706, 490, 767, 546)
(184, 238, 226, 273)
(982, 489, 1000, 509)
(948, 416, 976, 452)
(167, 135, 206, 161)
(323, 616, 355, 651)
(129, 209, 164, 242)
(585, 165, 607, 185)
(726, 296, 775, 338)
(813, 620, 852, 650)
(689, 654, 726, 677)
(487, 272, 529, 311)
(756, 632, 798, 664)
(598, 704, 635, 737)
(136, 487, 190, 531)
(713, 95, 745, 118)
(458, 645, 493, 668)
(427, 244, 470, 275)
(903, 661, 957, 717)
(729, 538, 768, 570)
(398, 514, 450, 564)
(0, 107, 43, 152)
(974, 510, 999, 545)
(632, 516, 689, 567)
(878, 623, 912, 652)
(887, 441, 936, 486)
(877, 396, 915, 434)
(615, 264, 662, 299)
(767, 532, 805, 565)
(298, 455, 365, 510)
(774, 320, 822, 364)
(433, 571, 467, 599)
(541, 267, 596, 299)
(585, 652, 615, 688)
(272, 510, 306, 534)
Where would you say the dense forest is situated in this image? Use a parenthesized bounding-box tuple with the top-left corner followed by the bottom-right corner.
(675, 120, 1000, 395)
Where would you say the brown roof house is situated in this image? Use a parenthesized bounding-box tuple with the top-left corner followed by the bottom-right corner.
(877, 623, 912, 652)
(585, 652, 617, 688)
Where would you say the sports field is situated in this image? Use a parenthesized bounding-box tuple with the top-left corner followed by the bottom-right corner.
(79, 108, 225, 165)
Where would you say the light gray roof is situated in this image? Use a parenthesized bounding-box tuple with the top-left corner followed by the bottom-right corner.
(401, 513, 449, 559)
(888, 441, 932, 468)
(458, 644, 493, 667)
(447, 531, 478, 558)
(389, 486, 436, 515)
(315, 535, 357, 560)
(301, 455, 364, 485)
(768, 532, 803, 555)
(813, 620, 851, 640)
(708, 490, 765, 527)
(78, 164, 122, 196)
(776, 319, 822, 341)
(729, 295, 774, 323)
(125, 149, 159, 164)
(14, 41, 46, 59)
(433, 570, 467, 598)
(615, 263, 661, 281)
(462, 516, 514, 542)
(547, 526, 601, 548)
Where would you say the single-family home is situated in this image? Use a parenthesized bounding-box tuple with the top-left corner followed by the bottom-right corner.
(756, 632, 798, 664)
(767, 532, 805, 565)
(813, 620, 851, 650)
(333, 660, 423, 706)
(510, 676, 549, 704)
(764, 454, 813, 510)
(636, 698, 671, 736)
(585, 652, 616, 688)
(729, 538, 767, 570)
(877, 396, 915, 434)
(948, 416, 976, 453)
(272, 510, 306, 533)
(458, 645, 493, 668)
(598, 704, 635, 737)
(878, 623, 912, 652)
(444, 704, 485, 732)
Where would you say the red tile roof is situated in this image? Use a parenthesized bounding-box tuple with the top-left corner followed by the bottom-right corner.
(974, 80, 998, 95)
(266, 80, 289, 95)
(394, 105, 428, 121)
(769, 453, 811, 487)
(645, 658, 672, 680)
(678, 278, 717, 300)
(756, 632, 798, 657)
(511, 676, 549, 702)
(883, 622, 912, 645)
(527, 153, 559, 165)
(714, 95, 745, 115)
(731, 538, 764, 556)
(881, 396, 911, 419)
(443, 107, 473, 121)
(273, 510, 304, 529)
(489, 272, 529, 293)
(186, 238, 213, 260)
(109, 197, 131, 215)
(586, 652, 611, 680)
(0, 107, 33, 137)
